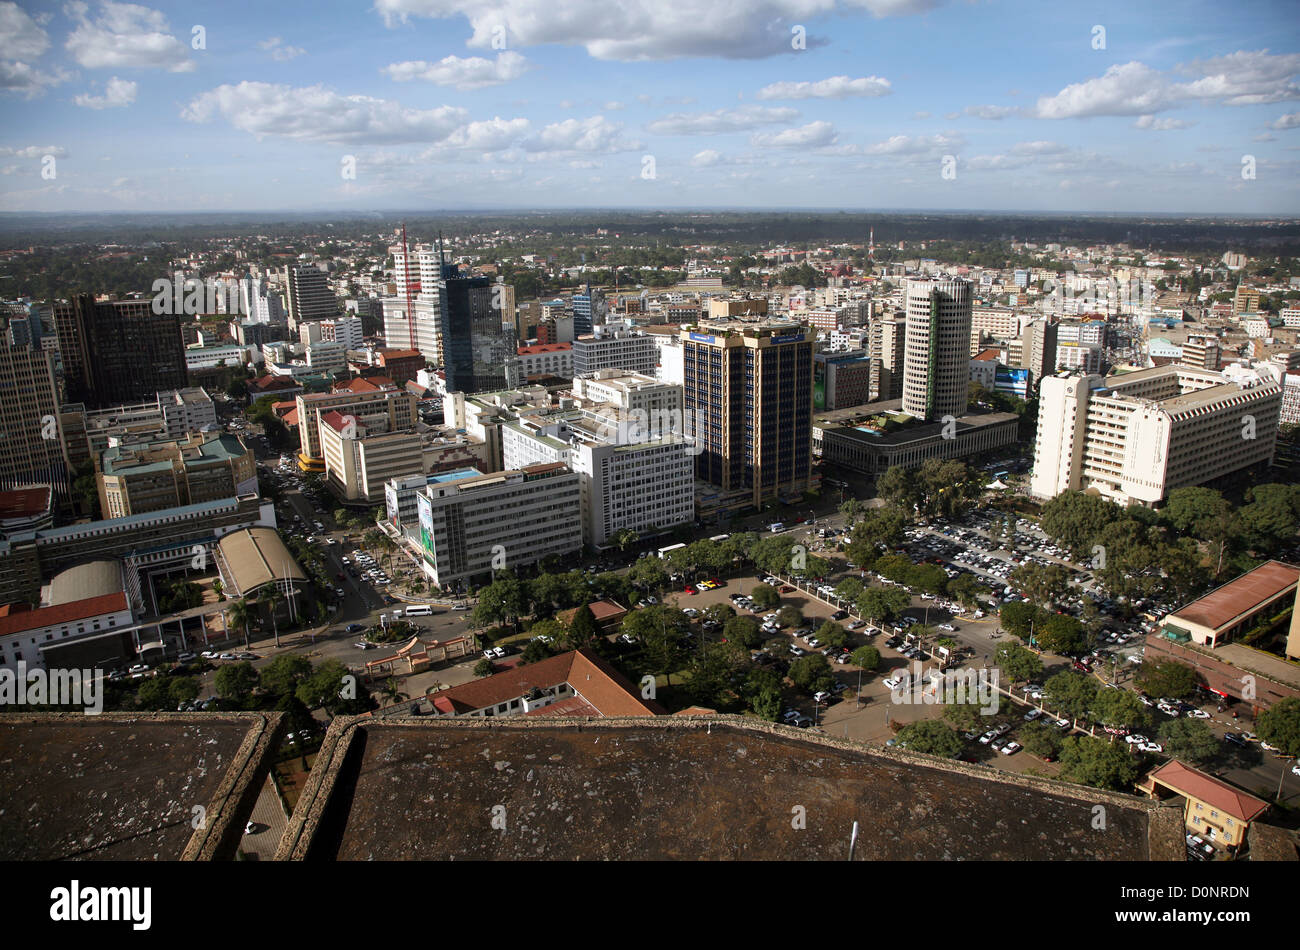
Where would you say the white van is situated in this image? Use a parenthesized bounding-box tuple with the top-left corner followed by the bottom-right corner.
(405, 604, 432, 617)
(769, 523, 785, 533)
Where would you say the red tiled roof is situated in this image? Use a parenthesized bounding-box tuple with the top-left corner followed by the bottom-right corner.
(1149, 759, 1270, 823)
(0, 593, 128, 637)
(973, 348, 1002, 362)
(378, 348, 421, 361)
(320, 410, 350, 433)
(557, 600, 627, 627)
(431, 648, 661, 717)
(1170, 560, 1299, 633)
(517, 343, 572, 355)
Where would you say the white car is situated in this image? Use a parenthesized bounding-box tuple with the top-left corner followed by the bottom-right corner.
(1137, 742, 1164, 753)
(937, 623, 955, 631)
(1187, 709, 1211, 719)
(813, 691, 831, 704)
(882, 676, 904, 690)
(1000, 741, 1021, 756)
(1124, 734, 1149, 745)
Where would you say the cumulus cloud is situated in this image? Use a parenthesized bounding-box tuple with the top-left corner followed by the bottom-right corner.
(751, 120, 837, 148)
(523, 115, 641, 153)
(1033, 51, 1300, 119)
(863, 132, 962, 155)
(756, 75, 891, 99)
(373, 0, 939, 61)
(0, 144, 66, 158)
(74, 75, 137, 109)
(0, 2, 69, 97)
(1134, 115, 1194, 130)
(964, 104, 1017, 119)
(181, 82, 471, 145)
(66, 1, 196, 72)
(1272, 112, 1300, 130)
(383, 51, 529, 90)
(646, 105, 798, 134)
(259, 37, 306, 62)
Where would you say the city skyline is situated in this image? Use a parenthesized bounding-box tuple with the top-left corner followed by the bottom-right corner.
(0, 0, 1297, 215)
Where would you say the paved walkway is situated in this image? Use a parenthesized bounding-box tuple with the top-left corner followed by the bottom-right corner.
(239, 772, 289, 861)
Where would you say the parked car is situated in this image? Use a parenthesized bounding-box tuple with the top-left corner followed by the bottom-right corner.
(1000, 741, 1022, 756)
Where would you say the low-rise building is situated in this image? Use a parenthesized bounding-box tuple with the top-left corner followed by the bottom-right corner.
(97, 433, 257, 518)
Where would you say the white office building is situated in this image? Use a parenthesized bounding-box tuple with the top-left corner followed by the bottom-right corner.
(572, 327, 658, 376)
(1031, 364, 1283, 506)
(414, 464, 583, 591)
(902, 277, 973, 421)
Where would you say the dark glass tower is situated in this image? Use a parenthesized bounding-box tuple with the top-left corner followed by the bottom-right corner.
(436, 257, 514, 394)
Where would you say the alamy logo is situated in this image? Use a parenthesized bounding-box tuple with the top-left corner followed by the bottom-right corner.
(890, 662, 999, 716)
(50, 881, 151, 930)
(151, 273, 240, 315)
(618, 407, 705, 456)
(0, 662, 102, 715)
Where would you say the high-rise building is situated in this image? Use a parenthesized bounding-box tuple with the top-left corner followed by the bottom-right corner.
(903, 277, 973, 421)
(1182, 335, 1222, 372)
(571, 284, 604, 336)
(1234, 284, 1261, 315)
(285, 264, 338, 330)
(869, 314, 907, 401)
(1031, 364, 1282, 506)
(1019, 318, 1059, 387)
(414, 464, 582, 591)
(572, 328, 657, 377)
(294, 380, 419, 468)
(681, 323, 814, 507)
(0, 331, 70, 495)
(53, 296, 188, 409)
(439, 262, 514, 395)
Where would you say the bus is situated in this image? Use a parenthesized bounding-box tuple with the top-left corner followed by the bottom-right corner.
(708, 534, 729, 544)
(657, 542, 686, 559)
(405, 604, 434, 617)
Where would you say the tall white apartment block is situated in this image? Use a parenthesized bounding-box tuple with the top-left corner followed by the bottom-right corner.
(570, 369, 684, 425)
(501, 410, 694, 548)
(382, 296, 442, 364)
(1031, 364, 1282, 506)
(414, 464, 583, 590)
(903, 277, 973, 421)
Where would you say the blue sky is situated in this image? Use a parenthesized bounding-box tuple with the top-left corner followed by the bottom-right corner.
(1, 0, 1298, 214)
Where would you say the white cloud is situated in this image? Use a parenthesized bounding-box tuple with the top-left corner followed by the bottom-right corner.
(1, 2, 48, 59)
(0, 2, 68, 97)
(1034, 51, 1300, 119)
(756, 75, 891, 100)
(383, 51, 529, 90)
(912, 110, 931, 119)
(524, 115, 641, 153)
(66, 1, 196, 72)
(1134, 115, 1194, 130)
(1033, 62, 1173, 118)
(74, 75, 137, 109)
(1272, 112, 1300, 130)
(691, 149, 722, 166)
(440, 116, 531, 149)
(964, 104, 1017, 119)
(374, 0, 938, 61)
(751, 120, 837, 148)
(646, 105, 798, 134)
(259, 37, 305, 62)
(181, 82, 471, 146)
(863, 132, 962, 155)
(0, 144, 66, 158)
(1009, 140, 1068, 155)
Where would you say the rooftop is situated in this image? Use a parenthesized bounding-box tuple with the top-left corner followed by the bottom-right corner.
(276, 716, 1181, 861)
(0, 713, 282, 860)
(0, 485, 53, 521)
(1147, 759, 1271, 823)
(429, 648, 658, 716)
(1169, 560, 1300, 633)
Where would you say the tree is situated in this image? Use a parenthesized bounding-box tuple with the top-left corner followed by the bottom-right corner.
(612, 528, 640, 553)
(520, 639, 553, 665)
(227, 598, 253, 650)
(850, 645, 880, 671)
(776, 605, 804, 630)
(816, 621, 847, 649)
(1135, 659, 1199, 699)
(565, 603, 601, 650)
(877, 465, 922, 515)
(788, 653, 835, 694)
(999, 600, 1041, 639)
(1256, 697, 1300, 758)
(1037, 612, 1087, 655)
(1088, 687, 1147, 731)
(473, 657, 496, 677)
(295, 659, 359, 715)
(750, 583, 780, 610)
(994, 642, 1042, 684)
(894, 720, 964, 758)
(834, 577, 866, 604)
(942, 700, 985, 734)
(723, 615, 763, 650)
(946, 573, 984, 610)
(1010, 562, 1072, 607)
(135, 677, 172, 711)
(743, 667, 784, 721)
(1045, 671, 1099, 721)
(627, 557, 669, 596)
(1019, 721, 1064, 760)
(1157, 719, 1220, 765)
(703, 603, 736, 626)
(259, 654, 312, 698)
(1165, 486, 1232, 538)
(625, 605, 691, 684)
(215, 661, 260, 706)
(1057, 735, 1140, 790)
(856, 586, 910, 627)
(686, 640, 749, 707)
(167, 676, 200, 706)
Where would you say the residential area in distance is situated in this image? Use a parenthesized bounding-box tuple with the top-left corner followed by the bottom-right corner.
(1, 0, 1299, 881)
